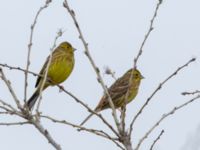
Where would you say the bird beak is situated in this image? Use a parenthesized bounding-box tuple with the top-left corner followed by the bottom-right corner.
(141, 75, 145, 79)
(73, 47, 77, 51)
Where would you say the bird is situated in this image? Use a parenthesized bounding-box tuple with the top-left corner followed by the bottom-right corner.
(26, 41, 75, 110)
(80, 68, 144, 126)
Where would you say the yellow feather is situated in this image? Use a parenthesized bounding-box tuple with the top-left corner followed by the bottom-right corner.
(27, 41, 75, 110)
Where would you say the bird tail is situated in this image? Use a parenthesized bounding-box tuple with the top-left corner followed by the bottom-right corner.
(27, 89, 40, 110)
(79, 113, 94, 126)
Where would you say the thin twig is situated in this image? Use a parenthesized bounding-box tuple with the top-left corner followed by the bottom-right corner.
(36, 30, 63, 113)
(24, 0, 52, 102)
(0, 105, 13, 114)
(57, 85, 120, 137)
(0, 103, 61, 150)
(0, 68, 22, 109)
(41, 115, 125, 150)
(0, 100, 26, 118)
(133, 0, 163, 69)
(0, 63, 41, 77)
(31, 118, 62, 150)
(134, 94, 200, 150)
(0, 64, 120, 137)
(63, 0, 120, 132)
(0, 90, 61, 150)
(129, 58, 196, 135)
(182, 90, 200, 96)
(0, 121, 30, 126)
(150, 130, 164, 150)
(41, 115, 114, 139)
(121, 0, 164, 137)
(0, 111, 10, 115)
(0, 108, 22, 117)
(0, 99, 17, 111)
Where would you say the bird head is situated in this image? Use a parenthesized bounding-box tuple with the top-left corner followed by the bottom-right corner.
(59, 41, 76, 53)
(131, 69, 144, 81)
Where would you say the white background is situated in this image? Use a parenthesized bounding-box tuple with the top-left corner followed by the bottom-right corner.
(0, 0, 200, 150)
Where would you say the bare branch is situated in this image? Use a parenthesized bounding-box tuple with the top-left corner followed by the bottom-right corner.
(0, 63, 42, 77)
(0, 64, 120, 137)
(0, 111, 10, 115)
(57, 85, 120, 137)
(24, 0, 52, 102)
(150, 130, 164, 150)
(133, 0, 163, 69)
(0, 99, 17, 111)
(31, 118, 62, 150)
(0, 106, 13, 114)
(0, 121, 30, 126)
(36, 30, 63, 112)
(129, 58, 196, 135)
(41, 115, 125, 150)
(0, 68, 22, 109)
(63, 0, 120, 131)
(182, 90, 200, 96)
(120, 0, 164, 142)
(0, 103, 24, 118)
(134, 94, 200, 150)
(119, 0, 164, 136)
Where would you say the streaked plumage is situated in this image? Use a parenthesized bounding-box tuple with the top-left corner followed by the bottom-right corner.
(80, 69, 144, 126)
(27, 41, 75, 110)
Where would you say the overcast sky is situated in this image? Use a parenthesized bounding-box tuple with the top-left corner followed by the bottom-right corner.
(0, 0, 200, 150)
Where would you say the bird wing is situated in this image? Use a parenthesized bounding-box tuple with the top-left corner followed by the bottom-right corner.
(35, 56, 49, 87)
(95, 72, 131, 111)
(35, 47, 62, 87)
(35, 47, 66, 87)
(108, 75, 130, 101)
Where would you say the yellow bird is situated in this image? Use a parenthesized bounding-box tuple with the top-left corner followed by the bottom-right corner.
(80, 69, 144, 126)
(27, 41, 75, 110)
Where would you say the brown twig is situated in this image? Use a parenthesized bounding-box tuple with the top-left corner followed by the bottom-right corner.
(0, 99, 61, 150)
(0, 63, 42, 77)
(129, 58, 196, 135)
(0, 68, 22, 109)
(0, 121, 30, 126)
(0, 103, 24, 118)
(0, 99, 17, 111)
(31, 118, 62, 150)
(133, 0, 163, 69)
(0, 111, 10, 115)
(41, 115, 125, 150)
(36, 30, 63, 113)
(63, 0, 120, 132)
(57, 85, 120, 137)
(150, 130, 164, 150)
(134, 94, 200, 150)
(24, 0, 52, 102)
(182, 90, 200, 96)
(0, 106, 13, 114)
(121, 0, 164, 138)
(0, 64, 120, 137)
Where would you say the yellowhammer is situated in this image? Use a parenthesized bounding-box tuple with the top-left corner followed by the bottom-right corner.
(80, 69, 144, 126)
(27, 41, 75, 110)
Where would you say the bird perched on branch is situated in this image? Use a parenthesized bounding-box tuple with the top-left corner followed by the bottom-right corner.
(80, 68, 144, 126)
(26, 41, 75, 110)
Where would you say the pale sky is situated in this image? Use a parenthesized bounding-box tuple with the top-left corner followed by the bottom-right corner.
(0, 0, 200, 150)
